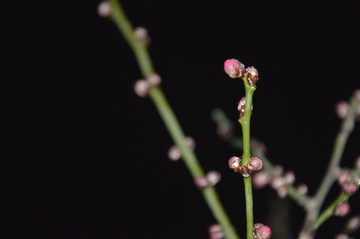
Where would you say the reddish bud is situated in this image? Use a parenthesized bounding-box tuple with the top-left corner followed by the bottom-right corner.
(346, 216, 360, 232)
(228, 156, 241, 170)
(209, 224, 224, 239)
(248, 157, 263, 171)
(253, 223, 272, 239)
(246, 66, 259, 87)
(224, 59, 245, 78)
(334, 202, 351, 216)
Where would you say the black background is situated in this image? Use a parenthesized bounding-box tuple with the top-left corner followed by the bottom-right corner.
(2, 0, 360, 239)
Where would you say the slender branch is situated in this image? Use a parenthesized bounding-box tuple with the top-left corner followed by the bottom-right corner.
(299, 91, 359, 238)
(238, 77, 256, 239)
(106, 1, 240, 238)
(211, 109, 309, 206)
(310, 192, 349, 231)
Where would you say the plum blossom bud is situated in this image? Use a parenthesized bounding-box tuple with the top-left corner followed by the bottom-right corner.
(253, 171, 271, 189)
(209, 224, 224, 239)
(228, 156, 241, 170)
(342, 182, 358, 195)
(246, 66, 259, 87)
(284, 171, 295, 184)
(224, 59, 245, 78)
(134, 26, 151, 44)
(146, 73, 161, 86)
(248, 157, 263, 171)
(194, 176, 209, 189)
(168, 145, 181, 161)
(334, 202, 351, 217)
(345, 216, 360, 232)
(167, 136, 196, 161)
(338, 170, 353, 185)
(134, 79, 151, 97)
(206, 171, 222, 186)
(98, 1, 112, 17)
(253, 223, 272, 239)
(335, 100, 350, 119)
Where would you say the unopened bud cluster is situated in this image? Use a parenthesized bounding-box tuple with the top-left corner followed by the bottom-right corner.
(168, 136, 196, 161)
(194, 171, 222, 189)
(134, 73, 162, 97)
(337, 170, 359, 196)
(228, 156, 263, 177)
(134, 26, 151, 45)
(252, 165, 308, 198)
(223, 58, 259, 87)
(253, 223, 272, 239)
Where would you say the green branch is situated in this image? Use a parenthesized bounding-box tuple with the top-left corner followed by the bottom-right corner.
(106, 1, 239, 238)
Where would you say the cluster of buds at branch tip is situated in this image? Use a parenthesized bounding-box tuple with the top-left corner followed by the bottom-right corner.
(97, 1, 112, 18)
(228, 156, 263, 177)
(337, 169, 359, 195)
(134, 73, 162, 97)
(253, 223, 272, 239)
(194, 171, 222, 189)
(208, 224, 224, 239)
(223, 59, 245, 78)
(134, 26, 151, 45)
(167, 136, 195, 161)
(223, 59, 259, 87)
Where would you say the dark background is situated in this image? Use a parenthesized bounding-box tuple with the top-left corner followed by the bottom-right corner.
(2, 0, 360, 238)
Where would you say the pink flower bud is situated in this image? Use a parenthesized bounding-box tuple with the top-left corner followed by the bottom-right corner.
(296, 184, 308, 195)
(134, 79, 151, 97)
(194, 176, 209, 189)
(146, 73, 161, 86)
(206, 171, 222, 186)
(224, 59, 245, 78)
(98, 1, 112, 17)
(253, 171, 271, 189)
(284, 171, 295, 184)
(335, 100, 350, 119)
(346, 216, 360, 232)
(334, 202, 351, 216)
(134, 26, 151, 44)
(168, 145, 181, 161)
(342, 182, 358, 195)
(248, 157, 263, 171)
(209, 224, 224, 239)
(253, 223, 272, 239)
(338, 170, 353, 185)
(246, 66, 259, 87)
(228, 156, 241, 170)
(237, 97, 246, 111)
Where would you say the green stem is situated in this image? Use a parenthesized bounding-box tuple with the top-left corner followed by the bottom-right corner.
(239, 78, 256, 239)
(107, 1, 240, 238)
(310, 192, 349, 231)
(300, 93, 359, 238)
